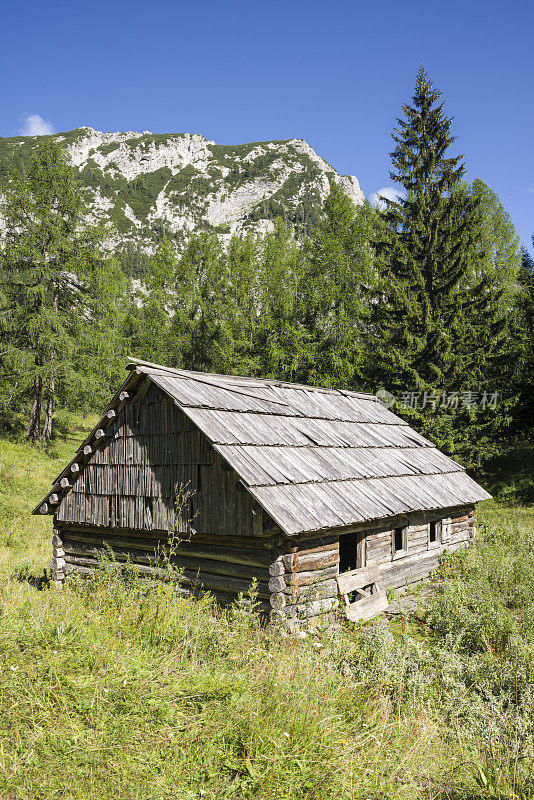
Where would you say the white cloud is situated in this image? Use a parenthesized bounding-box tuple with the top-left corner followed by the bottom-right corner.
(368, 186, 405, 210)
(19, 114, 54, 136)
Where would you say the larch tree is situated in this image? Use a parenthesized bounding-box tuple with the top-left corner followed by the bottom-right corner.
(302, 182, 377, 389)
(128, 238, 178, 365)
(256, 220, 308, 382)
(221, 234, 261, 376)
(0, 140, 126, 442)
(450, 178, 522, 387)
(169, 232, 228, 373)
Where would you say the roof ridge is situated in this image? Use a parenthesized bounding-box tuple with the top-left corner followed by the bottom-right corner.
(126, 357, 378, 400)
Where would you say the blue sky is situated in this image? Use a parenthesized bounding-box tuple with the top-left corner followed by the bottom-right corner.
(2, 0, 533, 251)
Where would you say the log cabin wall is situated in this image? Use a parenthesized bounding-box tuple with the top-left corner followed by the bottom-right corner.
(52, 381, 281, 607)
(52, 524, 285, 613)
(267, 505, 475, 631)
(268, 534, 340, 632)
(361, 504, 475, 589)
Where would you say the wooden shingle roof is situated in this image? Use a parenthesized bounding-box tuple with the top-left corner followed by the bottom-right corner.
(131, 359, 491, 535)
(34, 359, 491, 534)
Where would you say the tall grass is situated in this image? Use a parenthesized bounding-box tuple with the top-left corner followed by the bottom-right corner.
(0, 432, 533, 798)
(0, 567, 451, 799)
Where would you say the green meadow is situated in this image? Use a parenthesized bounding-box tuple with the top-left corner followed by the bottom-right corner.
(0, 422, 533, 799)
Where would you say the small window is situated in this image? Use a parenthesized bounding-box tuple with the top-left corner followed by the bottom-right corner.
(144, 497, 153, 531)
(428, 520, 441, 547)
(392, 526, 407, 558)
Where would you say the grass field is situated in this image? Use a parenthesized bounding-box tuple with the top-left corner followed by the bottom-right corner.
(0, 422, 533, 799)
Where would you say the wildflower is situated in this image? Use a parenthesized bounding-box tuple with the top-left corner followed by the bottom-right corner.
(283, 732, 290, 738)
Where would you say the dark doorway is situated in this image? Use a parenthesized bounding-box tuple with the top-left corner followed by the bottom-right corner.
(339, 530, 364, 573)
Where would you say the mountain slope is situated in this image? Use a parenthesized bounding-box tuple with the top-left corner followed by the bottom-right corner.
(0, 128, 364, 250)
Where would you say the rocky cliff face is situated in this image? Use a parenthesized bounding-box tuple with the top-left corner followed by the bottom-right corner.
(0, 127, 364, 250)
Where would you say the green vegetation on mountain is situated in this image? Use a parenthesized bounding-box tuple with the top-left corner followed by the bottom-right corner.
(0, 129, 353, 251)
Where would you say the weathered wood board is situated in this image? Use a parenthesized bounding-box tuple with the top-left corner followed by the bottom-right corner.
(336, 566, 389, 622)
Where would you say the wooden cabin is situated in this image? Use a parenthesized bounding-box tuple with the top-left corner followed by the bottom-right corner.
(34, 359, 491, 631)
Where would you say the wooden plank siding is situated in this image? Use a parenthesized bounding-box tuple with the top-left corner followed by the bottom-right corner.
(56, 383, 260, 538)
(53, 381, 280, 610)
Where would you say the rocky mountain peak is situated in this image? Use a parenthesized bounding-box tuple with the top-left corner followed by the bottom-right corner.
(0, 127, 365, 251)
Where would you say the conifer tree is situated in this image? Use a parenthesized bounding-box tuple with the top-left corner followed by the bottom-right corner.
(302, 183, 376, 388)
(169, 233, 228, 372)
(511, 245, 534, 435)
(222, 234, 261, 376)
(0, 141, 126, 441)
(373, 66, 481, 392)
(370, 68, 522, 468)
(128, 239, 178, 364)
(256, 220, 308, 381)
(450, 178, 521, 387)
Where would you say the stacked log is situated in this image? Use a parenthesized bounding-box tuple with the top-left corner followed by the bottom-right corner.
(50, 528, 66, 587)
(267, 536, 340, 632)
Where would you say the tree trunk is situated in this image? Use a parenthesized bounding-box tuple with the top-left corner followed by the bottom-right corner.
(41, 287, 59, 443)
(41, 370, 54, 442)
(26, 367, 42, 442)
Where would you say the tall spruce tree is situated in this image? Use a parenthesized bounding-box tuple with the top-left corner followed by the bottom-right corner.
(0, 141, 126, 441)
(373, 66, 482, 392)
(370, 68, 519, 468)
